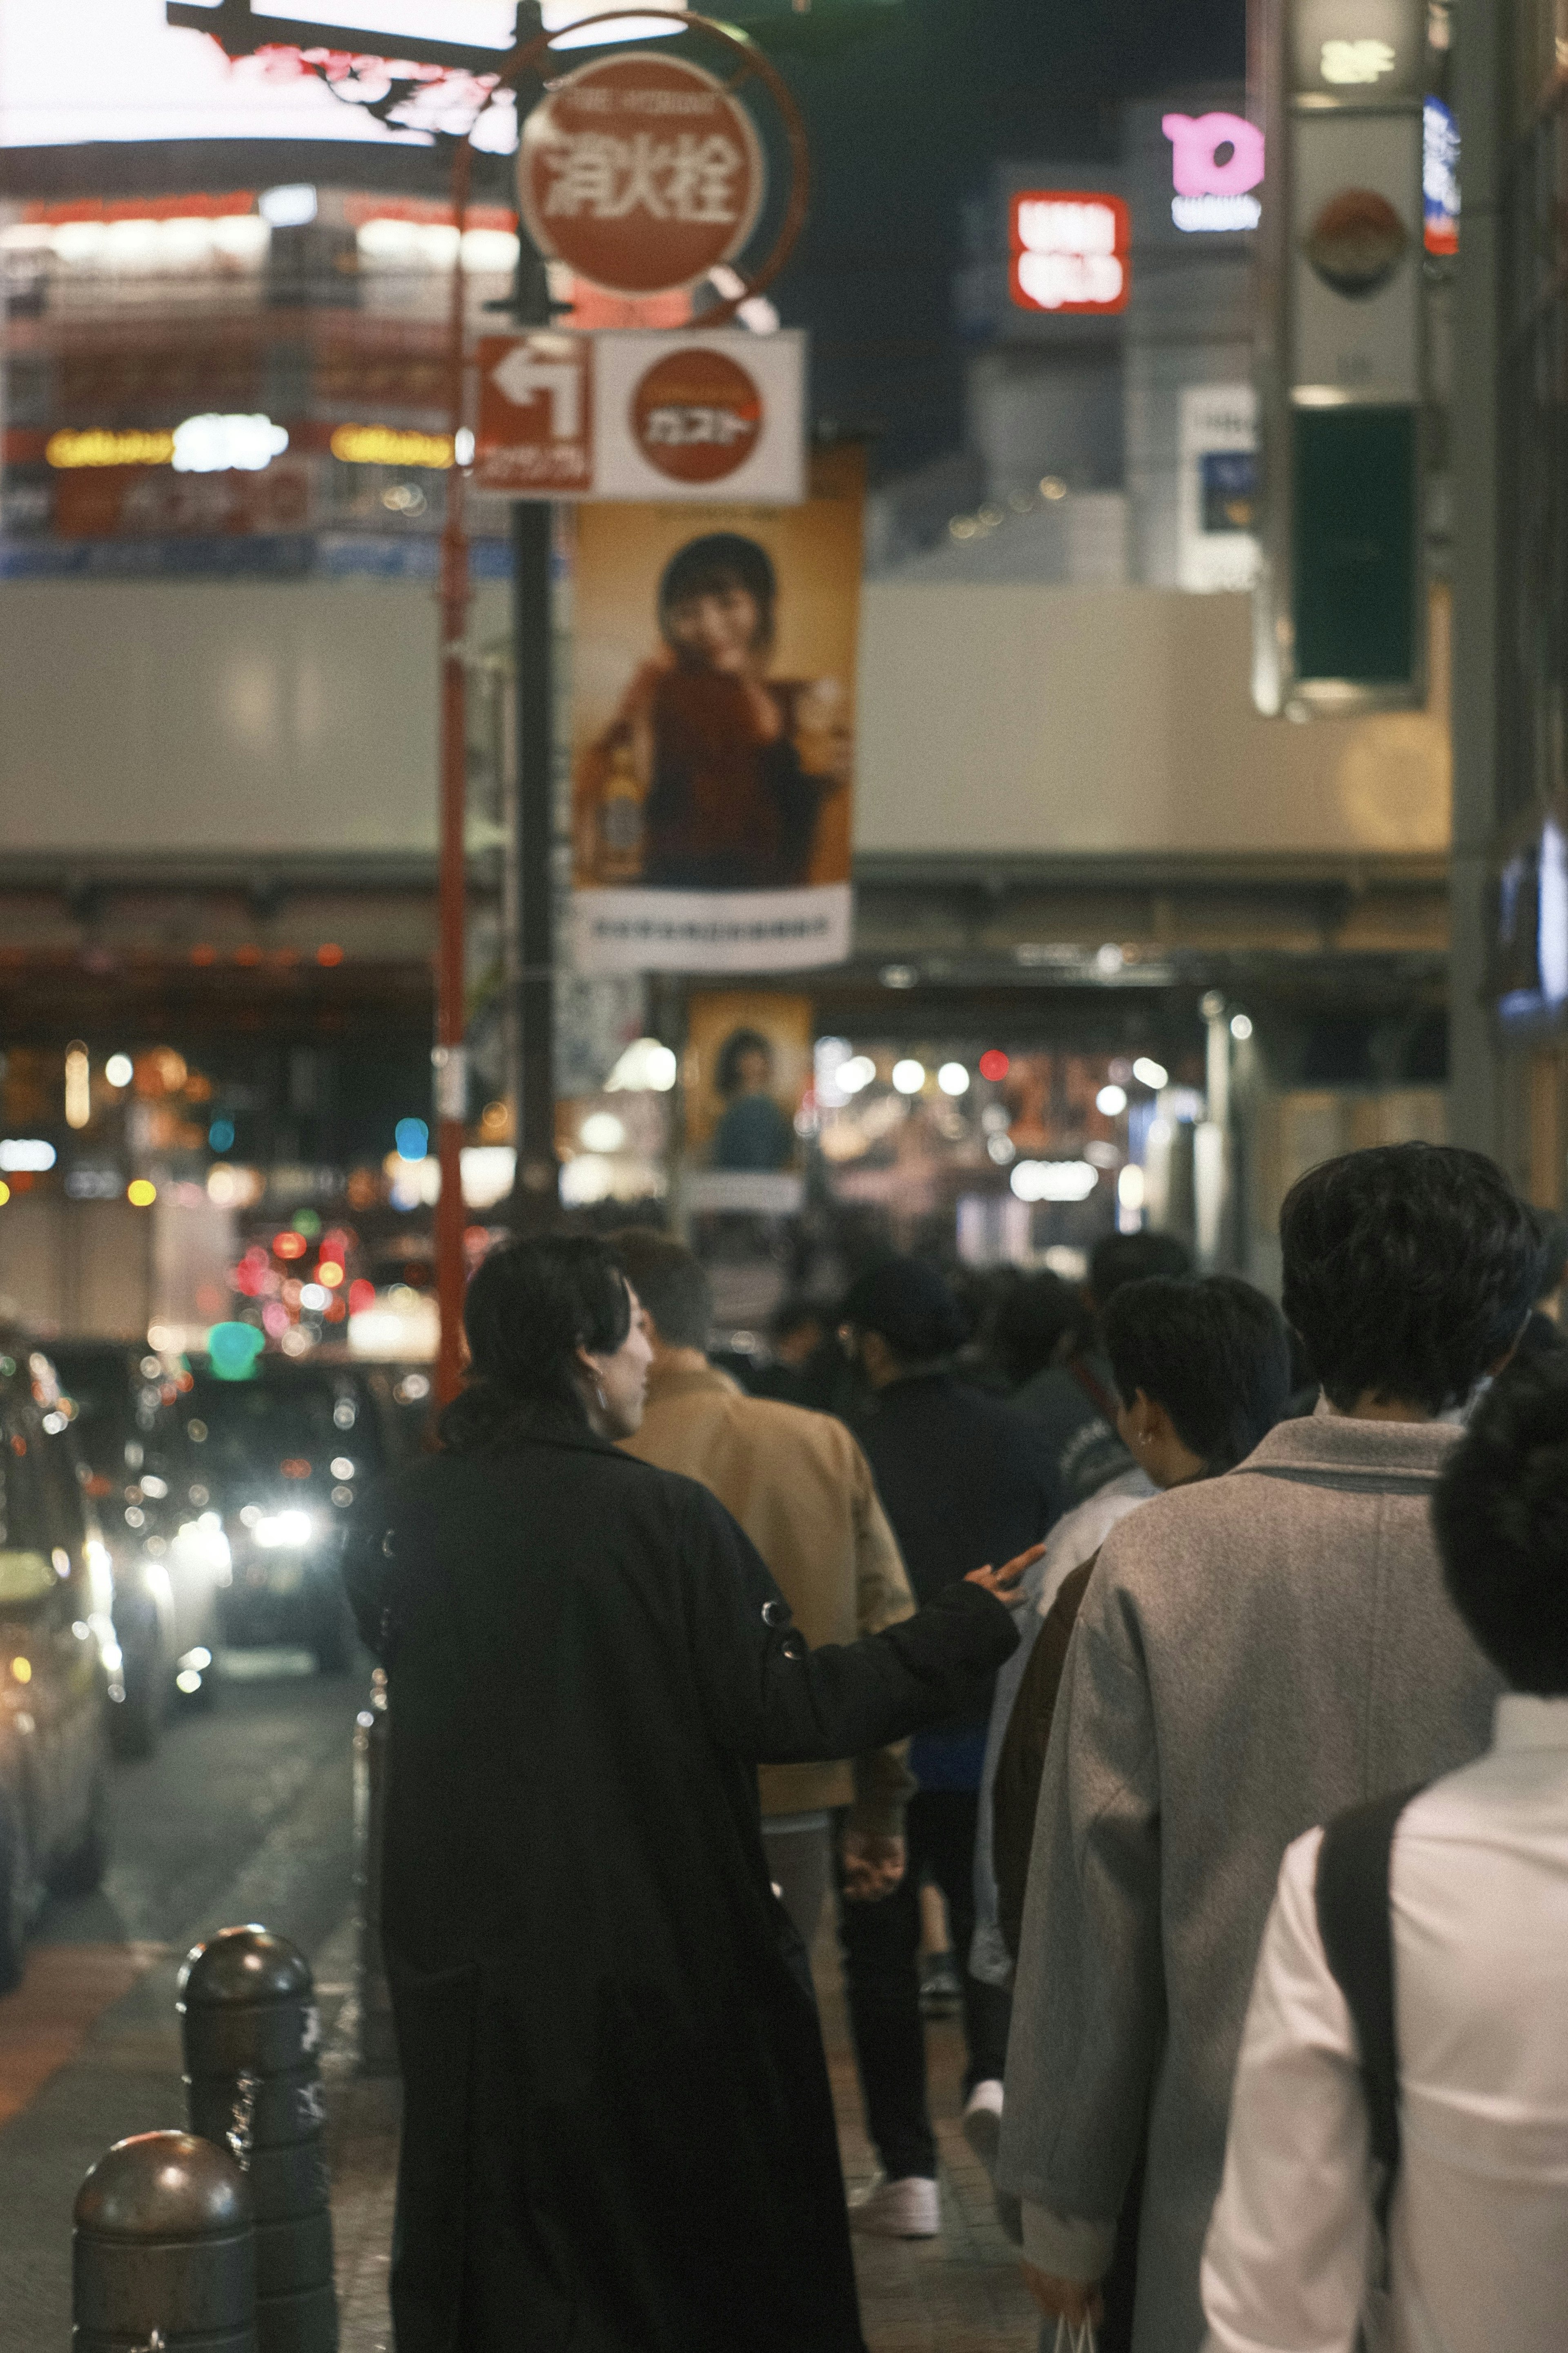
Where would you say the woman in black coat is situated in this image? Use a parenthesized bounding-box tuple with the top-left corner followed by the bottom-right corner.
(345, 1235, 1026, 2353)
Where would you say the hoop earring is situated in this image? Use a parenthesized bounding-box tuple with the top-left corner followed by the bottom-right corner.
(595, 1381, 607, 1412)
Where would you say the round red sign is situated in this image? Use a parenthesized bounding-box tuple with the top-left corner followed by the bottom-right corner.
(630, 346, 763, 482)
(518, 51, 766, 299)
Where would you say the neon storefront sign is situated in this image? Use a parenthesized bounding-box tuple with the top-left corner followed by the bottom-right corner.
(1009, 192, 1131, 314)
(1162, 111, 1265, 233)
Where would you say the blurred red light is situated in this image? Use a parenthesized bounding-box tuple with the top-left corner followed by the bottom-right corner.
(316, 943, 345, 968)
(979, 1050, 1010, 1081)
(347, 1279, 375, 1314)
(273, 1231, 307, 1261)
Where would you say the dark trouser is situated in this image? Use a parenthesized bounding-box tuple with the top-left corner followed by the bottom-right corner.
(836, 1787, 1011, 2182)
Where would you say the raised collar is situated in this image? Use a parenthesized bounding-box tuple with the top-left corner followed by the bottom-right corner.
(643, 1361, 742, 1409)
(1495, 1695, 1568, 1752)
(1230, 1410, 1463, 1493)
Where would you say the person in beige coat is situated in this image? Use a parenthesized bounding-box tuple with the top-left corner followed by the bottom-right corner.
(612, 1229, 915, 1945)
(996, 1144, 1544, 2353)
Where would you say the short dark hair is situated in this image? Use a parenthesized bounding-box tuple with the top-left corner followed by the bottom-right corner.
(770, 1296, 829, 1346)
(1102, 1275, 1292, 1472)
(991, 1270, 1083, 1388)
(659, 533, 776, 654)
(1089, 1229, 1192, 1306)
(839, 1255, 970, 1367)
(1434, 1353, 1568, 1693)
(440, 1235, 630, 1452)
(608, 1229, 713, 1350)
(1280, 1144, 1542, 1414)
(715, 1027, 775, 1099)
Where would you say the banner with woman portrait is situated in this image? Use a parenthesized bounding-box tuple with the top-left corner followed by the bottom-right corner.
(569, 444, 862, 973)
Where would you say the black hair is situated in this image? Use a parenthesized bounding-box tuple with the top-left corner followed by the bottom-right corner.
(839, 1254, 971, 1367)
(608, 1228, 713, 1351)
(991, 1270, 1084, 1388)
(1280, 1144, 1542, 1414)
(658, 533, 776, 656)
(715, 1028, 775, 1100)
(1434, 1352, 1568, 1693)
(1102, 1275, 1292, 1472)
(1089, 1229, 1193, 1306)
(438, 1235, 630, 1454)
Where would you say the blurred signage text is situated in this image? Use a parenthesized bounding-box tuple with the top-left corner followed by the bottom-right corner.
(1008, 193, 1130, 314)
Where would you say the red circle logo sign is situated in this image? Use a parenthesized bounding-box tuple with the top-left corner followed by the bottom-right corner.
(630, 347, 763, 482)
(519, 51, 766, 299)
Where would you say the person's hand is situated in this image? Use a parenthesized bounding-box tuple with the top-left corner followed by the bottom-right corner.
(966, 1542, 1047, 1602)
(841, 1829, 905, 1902)
(1019, 2262, 1103, 2328)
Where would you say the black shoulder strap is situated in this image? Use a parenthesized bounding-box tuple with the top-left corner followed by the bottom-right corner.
(1314, 1783, 1425, 2229)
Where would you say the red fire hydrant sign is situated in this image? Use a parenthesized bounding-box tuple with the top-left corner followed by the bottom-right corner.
(518, 49, 766, 298)
(474, 328, 805, 504)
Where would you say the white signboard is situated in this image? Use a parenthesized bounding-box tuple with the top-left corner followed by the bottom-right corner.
(1178, 384, 1259, 593)
(474, 328, 805, 505)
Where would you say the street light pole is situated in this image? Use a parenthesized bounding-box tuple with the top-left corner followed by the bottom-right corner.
(434, 140, 473, 1408)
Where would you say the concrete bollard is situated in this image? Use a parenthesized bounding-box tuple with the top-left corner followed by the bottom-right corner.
(352, 1668, 397, 2077)
(73, 2129, 255, 2353)
(178, 1928, 338, 2353)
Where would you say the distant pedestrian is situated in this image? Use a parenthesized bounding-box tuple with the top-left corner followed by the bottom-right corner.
(998, 1144, 1542, 2353)
(1515, 1204, 1568, 1363)
(345, 1235, 1033, 2353)
(612, 1229, 915, 1946)
(836, 1255, 1063, 2238)
(1011, 1231, 1192, 1505)
(1202, 1348, 1568, 2353)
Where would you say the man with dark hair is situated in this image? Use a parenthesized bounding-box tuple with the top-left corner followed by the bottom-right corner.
(1012, 1229, 1193, 1504)
(1202, 1350, 1568, 2351)
(837, 1256, 1062, 2237)
(611, 1230, 917, 1959)
(998, 1144, 1542, 2352)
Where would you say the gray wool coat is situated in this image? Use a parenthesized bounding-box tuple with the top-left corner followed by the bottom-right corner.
(995, 1408, 1504, 2353)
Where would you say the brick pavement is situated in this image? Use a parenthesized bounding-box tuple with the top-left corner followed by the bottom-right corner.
(324, 1918, 1042, 2353)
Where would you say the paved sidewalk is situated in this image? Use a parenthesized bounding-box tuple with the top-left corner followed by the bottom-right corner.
(325, 1923, 1041, 2353)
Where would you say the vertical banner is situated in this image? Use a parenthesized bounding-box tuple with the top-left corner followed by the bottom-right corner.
(569, 445, 863, 974)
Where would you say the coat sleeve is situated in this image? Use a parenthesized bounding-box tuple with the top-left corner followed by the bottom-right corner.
(848, 1439, 918, 1836)
(994, 1549, 1163, 2273)
(682, 1483, 1017, 1766)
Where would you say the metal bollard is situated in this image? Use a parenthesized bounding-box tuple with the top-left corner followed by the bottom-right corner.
(352, 1668, 397, 2077)
(73, 2128, 255, 2353)
(178, 1928, 338, 2353)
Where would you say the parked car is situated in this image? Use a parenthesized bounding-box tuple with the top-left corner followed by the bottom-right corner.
(188, 1361, 399, 1673)
(0, 1339, 118, 1990)
(50, 1343, 227, 1757)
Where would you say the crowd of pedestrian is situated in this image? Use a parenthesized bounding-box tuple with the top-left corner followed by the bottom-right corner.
(346, 1140, 1567, 2353)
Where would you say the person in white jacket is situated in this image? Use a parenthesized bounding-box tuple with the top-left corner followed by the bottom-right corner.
(1201, 1349, 1568, 2353)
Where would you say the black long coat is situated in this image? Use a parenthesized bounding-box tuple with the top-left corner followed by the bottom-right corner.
(344, 1421, 1016, 2353)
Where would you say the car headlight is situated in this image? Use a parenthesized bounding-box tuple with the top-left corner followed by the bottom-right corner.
(254, 1509, 314, 1550)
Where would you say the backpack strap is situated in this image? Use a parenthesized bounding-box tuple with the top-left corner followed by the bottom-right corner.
(1314, 1783, 1425, 2234)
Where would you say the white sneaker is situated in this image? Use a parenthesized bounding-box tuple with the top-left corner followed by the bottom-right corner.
(962, 2078, 1005, 2173)
(847, 2173, 940, 2238)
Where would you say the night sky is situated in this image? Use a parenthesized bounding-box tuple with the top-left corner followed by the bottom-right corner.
(774, 0, 1246, 475)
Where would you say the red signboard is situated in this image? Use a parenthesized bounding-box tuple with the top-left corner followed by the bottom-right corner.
(474, 332, 594, 493)
(1009, 191, 1131, 314)
(630, 345, 761, 484)
(517, 50, 765, 299)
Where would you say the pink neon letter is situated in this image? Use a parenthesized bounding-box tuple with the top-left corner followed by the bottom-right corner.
(1162, 111, 1265, 198)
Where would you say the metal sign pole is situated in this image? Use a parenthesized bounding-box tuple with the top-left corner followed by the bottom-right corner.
(434, 141, 473, 1408)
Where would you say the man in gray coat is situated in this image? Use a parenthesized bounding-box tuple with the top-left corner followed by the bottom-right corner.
(996, 1144, 1543, 2353)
